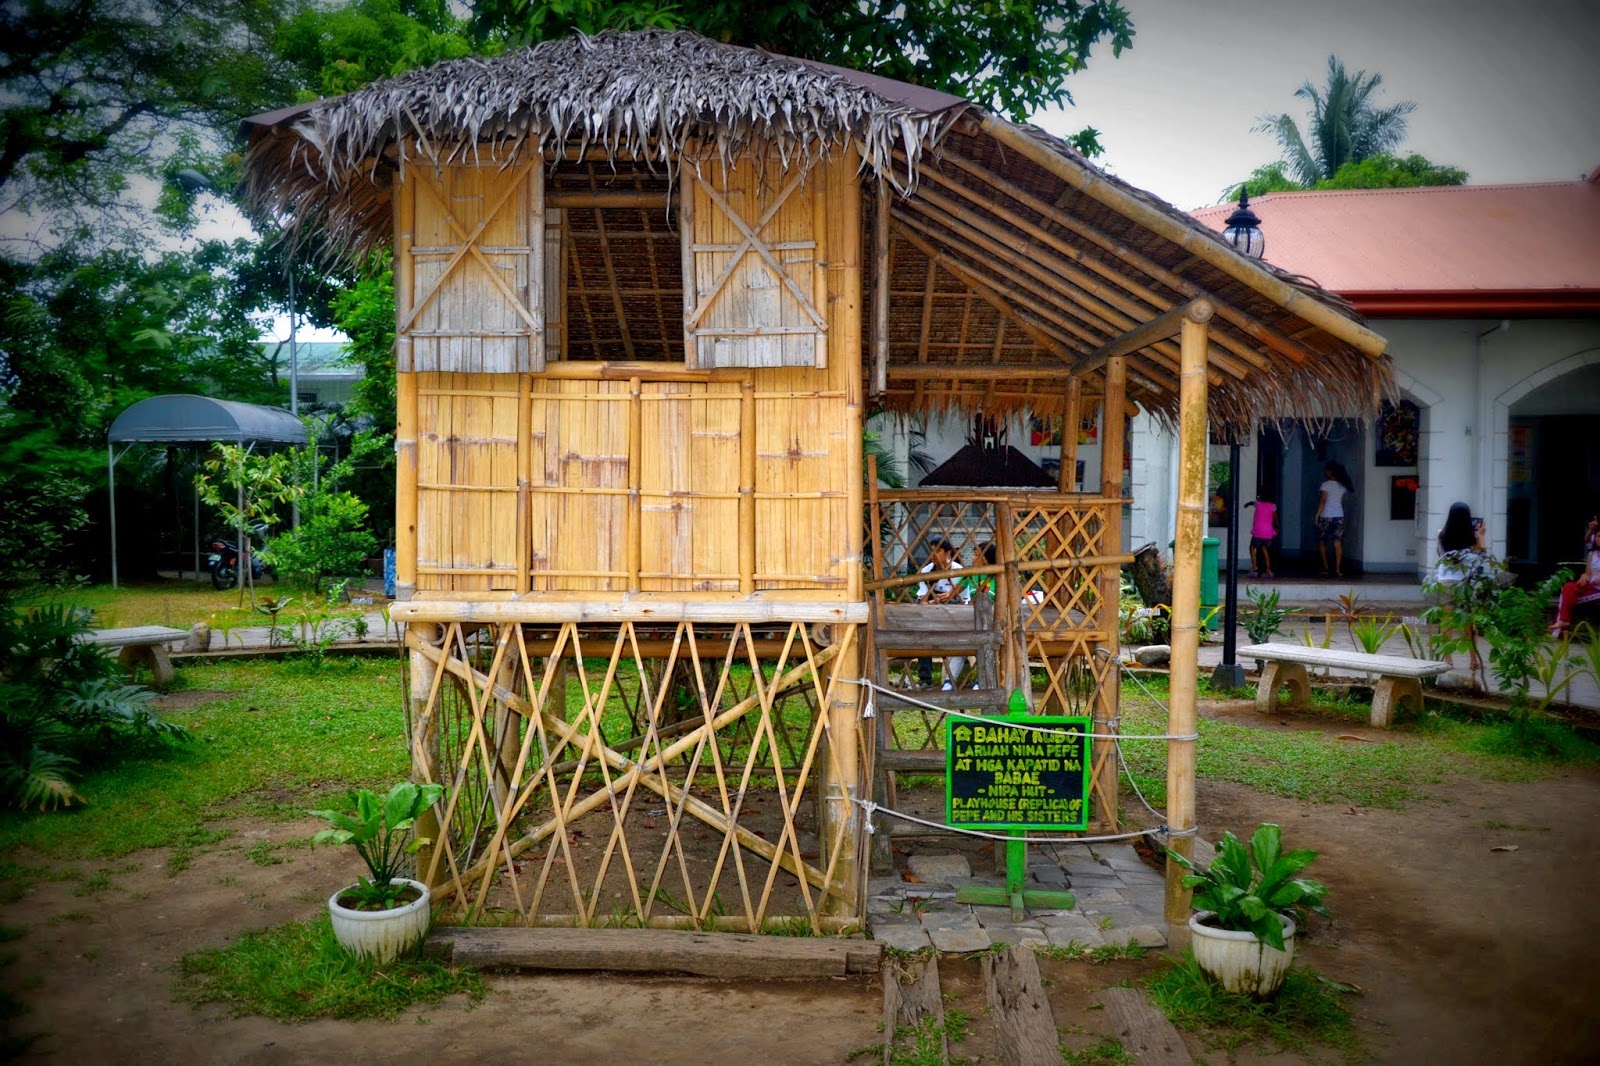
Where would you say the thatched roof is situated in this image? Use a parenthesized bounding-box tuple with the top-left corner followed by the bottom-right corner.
(241, 29, 1393, 434)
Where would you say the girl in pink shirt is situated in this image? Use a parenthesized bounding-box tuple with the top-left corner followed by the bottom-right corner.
(1244, 495, 1278, 578)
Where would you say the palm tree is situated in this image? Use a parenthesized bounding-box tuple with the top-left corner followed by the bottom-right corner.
(1254, 55, 1416, 187)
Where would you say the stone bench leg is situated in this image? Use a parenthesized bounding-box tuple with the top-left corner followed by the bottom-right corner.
(1255, 661, 1309, 714)
(118, 644, 175, 688)
(1370, 676, 1421, 728)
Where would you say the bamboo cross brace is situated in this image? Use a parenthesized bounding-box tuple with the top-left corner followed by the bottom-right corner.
(415, 628, 847, 901)
(402, 163, 539, 335)
(686, 170, 826, 331)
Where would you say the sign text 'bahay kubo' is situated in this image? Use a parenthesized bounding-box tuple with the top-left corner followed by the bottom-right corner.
(945, 716, 1091, 831)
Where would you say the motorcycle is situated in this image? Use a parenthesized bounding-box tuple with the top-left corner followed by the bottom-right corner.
(208, 524, 272, 590)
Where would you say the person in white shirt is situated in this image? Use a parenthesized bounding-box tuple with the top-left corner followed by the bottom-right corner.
(915, 538, 969, 689)
(1313, 462, 1355, 578)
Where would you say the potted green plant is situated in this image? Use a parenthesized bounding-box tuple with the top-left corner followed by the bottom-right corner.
(1169, 823, 1327, 996)
(310, 780, 444, 963)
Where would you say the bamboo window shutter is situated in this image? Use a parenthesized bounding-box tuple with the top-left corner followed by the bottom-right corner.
(684, 156, 828, 369)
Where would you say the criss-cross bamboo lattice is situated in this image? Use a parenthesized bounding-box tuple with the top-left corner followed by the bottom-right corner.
(405, 618, 865, 932)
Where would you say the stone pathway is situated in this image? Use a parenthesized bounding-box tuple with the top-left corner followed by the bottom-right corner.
(865, 842, 1168, 953)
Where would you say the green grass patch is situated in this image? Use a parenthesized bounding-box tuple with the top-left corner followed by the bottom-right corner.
(1146, 953, 1358, 1060)
(1060, 1037, 1132, 1066)
(178, 914, 486, 1022)
(0, 658, 408, 861)
(1036, 940, 1146, 964)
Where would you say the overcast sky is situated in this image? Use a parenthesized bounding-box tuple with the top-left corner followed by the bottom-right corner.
(1032, 0, 1600, 211)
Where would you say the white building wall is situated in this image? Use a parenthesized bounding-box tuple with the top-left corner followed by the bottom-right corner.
(1129, 317, 1600, 577)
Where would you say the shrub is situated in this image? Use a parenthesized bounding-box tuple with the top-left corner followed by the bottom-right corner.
(261, 492, 378, 595)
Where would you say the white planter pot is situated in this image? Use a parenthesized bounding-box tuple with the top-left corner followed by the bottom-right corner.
(1188, 911, 1296, 996)
(327, 878, 432, 964)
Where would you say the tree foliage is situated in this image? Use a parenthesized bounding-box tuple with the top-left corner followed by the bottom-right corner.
(1254, 55, 1417, 187)
(470, 0, 1134, 122)
(1231, 151, 1467, 200)
(276, 0, 476, 97)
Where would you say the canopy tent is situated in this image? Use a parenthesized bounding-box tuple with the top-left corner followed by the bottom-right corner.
(107, 395, 307, 587)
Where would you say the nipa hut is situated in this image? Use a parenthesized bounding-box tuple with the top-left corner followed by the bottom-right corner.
(243, 30, 1391, 936)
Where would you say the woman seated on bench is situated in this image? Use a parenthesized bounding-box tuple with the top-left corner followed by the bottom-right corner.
(1552, 523, 1600, 638)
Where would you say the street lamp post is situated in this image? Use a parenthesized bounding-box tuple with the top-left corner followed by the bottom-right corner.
(1211, 189, 1267, 690)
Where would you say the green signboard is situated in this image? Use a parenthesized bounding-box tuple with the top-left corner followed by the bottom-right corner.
(944, 714, 1091, 831)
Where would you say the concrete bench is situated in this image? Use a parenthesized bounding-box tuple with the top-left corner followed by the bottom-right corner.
(78, 626, 190, 687)
(1238, 642, 1451, 728)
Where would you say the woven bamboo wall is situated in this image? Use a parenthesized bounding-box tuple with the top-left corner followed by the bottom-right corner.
(405, 150, 861, 603)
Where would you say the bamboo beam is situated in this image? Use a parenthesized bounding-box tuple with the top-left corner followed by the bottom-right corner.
(396, 372, 419, 601)
(1164, 301, 1212, 938)
(389, 600, 870, 623)
(978, 119, 1388, 358)
(873, 176, 890, 397)
(626, 376, 643, 593)
(896, 199, 1228, 386)
(892, 220, 1079, 361)
(890, 364, 1101, 381)
(1059, 377, 1080, 493)
(1093, 355, 1126, 829)
(739, 379, 756, 595)
(1078, 300, 1204, 376)
(924, 154, 1282, 371)
(547, 189, 670, 209)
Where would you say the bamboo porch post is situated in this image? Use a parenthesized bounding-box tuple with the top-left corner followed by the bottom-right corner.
(1059, 377, 1081, 493)
(408, 624, 442, 885)
(394, 174, 418, 603)
(1164, 300, 1213, 938)
(1092, 358, 1127, 828)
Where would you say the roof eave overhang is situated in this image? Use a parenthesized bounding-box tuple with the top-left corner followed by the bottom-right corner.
(1347, 289, 1600, 318)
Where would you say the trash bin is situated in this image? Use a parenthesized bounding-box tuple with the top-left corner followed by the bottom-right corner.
(1169, 536, 1222, 609)
(383, 547, 396, 599)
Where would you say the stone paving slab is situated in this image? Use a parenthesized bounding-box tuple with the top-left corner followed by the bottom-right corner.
(985, 924, 1050, 947)
(907, 853, 972, 881)
(928, 926, 992, 952)
(921, 909, 981, 932)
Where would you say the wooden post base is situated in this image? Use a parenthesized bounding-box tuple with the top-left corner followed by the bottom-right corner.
(1254, 660, 1309, 714)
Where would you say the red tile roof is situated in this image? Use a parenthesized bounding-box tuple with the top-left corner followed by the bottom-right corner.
(1191, 173, 1600, 315)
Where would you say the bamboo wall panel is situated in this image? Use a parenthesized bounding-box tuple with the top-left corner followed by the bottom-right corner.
(405, 163, 544, 374)
(686, 157, 827, 368)
(415, 372, 522, 591)
(527, 377, 630, 591)
(636, 381, 743, 592)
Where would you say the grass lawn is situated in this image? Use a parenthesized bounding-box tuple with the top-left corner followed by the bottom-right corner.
(0, 657, 409, 864)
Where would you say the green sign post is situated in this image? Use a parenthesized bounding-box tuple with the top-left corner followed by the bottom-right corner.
(945, 695, 1090, 919)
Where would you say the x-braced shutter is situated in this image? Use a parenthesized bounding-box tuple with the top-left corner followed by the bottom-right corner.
(398, 162, 545, 374)
(682, 157, 827, 369)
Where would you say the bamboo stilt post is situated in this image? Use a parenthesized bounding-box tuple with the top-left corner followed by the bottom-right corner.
(872, 176, 889, 398)
(408, 624, 442, 886)
(840, 151, 864, 603)
(1093, 358, 1127, 829)
(996, 504, 1029, 707)
(1165, 301, 1214, 939)
(627, 376, 643, 593)
(819, 627, 865, 916)
(1059, 377, 1081, 493)
(739, 378, 756, 595)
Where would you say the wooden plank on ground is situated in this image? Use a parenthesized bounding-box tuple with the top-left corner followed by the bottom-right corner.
(883, 952, 947, 1066)
(983, 944, 1059, 1066)
(427, 927, 881, 979)
(1098, 987, 1194, 1066)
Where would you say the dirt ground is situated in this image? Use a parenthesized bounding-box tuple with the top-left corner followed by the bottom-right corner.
(5, 698, 1599, 1064)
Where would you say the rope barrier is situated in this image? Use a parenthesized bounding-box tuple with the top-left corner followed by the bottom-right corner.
(847, 677, 1197, 741)
(853, 797, 1171, 845)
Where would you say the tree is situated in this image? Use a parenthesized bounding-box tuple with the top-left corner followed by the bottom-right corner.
(1230, 151, 1467, 200)
(1254, 55, 1416, 187)
(469, 0, 1134, 123)
(275, 0, 476, 97)
(0, 0, 297, 245)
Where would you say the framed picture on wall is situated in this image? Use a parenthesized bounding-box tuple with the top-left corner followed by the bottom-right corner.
(1028, 414, 1062, 447)
(1390, 475, 1419, 521)
(1375, 400, 1419, 466)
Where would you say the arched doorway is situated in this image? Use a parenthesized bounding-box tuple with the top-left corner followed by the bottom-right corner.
(1499, 351, 1600, 575)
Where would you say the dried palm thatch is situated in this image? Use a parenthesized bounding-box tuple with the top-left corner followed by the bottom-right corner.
(241, 29, 1394, 434)
(243, 29, 968, 262)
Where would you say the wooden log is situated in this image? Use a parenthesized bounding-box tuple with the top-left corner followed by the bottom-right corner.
(983, 945, 1060, 1066)
(883, 953, 948, 1066)
(428, 926, 881, 978)
(978, 118, 1388, 359)
(1098, 987, 1195, 1066)
(1165, 305, 1211, 934)
(1129, 542, 1173, 608)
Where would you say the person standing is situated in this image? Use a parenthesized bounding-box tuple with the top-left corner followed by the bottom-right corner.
(1313, 462, 1355, 578)
(1244, 493, 1278, 578)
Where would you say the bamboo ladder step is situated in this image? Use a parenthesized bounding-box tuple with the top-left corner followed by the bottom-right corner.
(878, 687, 1011, 713)
(873, 628, 1001, 653)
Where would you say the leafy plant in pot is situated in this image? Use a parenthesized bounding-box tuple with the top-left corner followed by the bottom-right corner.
(1169, 823, 1327, 996)
(310, 780, 444, 964)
